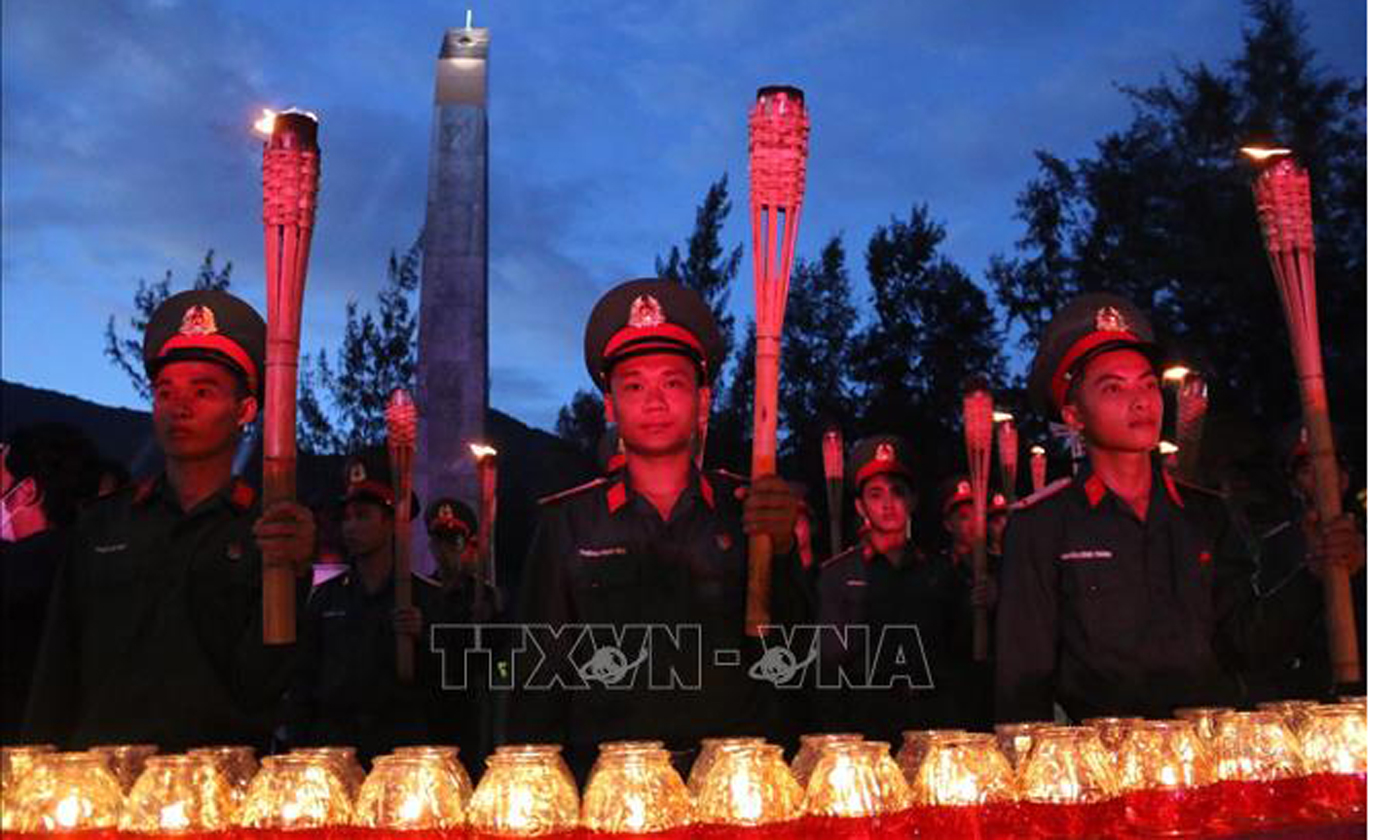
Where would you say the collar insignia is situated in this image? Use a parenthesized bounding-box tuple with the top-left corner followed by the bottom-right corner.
(179, 305, 219, 336)
(875, 441, 895, 462)
(348, 462, 367, 484)
(628, 294, 666, 328)
(1095, 306, 1128, 333)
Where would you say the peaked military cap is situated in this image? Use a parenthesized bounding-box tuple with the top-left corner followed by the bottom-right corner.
(1028, 292, 1159, 414)
(939, 475, 975, 515)
(143, 289, 266, 400)
(426, 496, 478, 537)
(848, 435, 916, 490)
(584, 278, 725, 390)
(342, 447, 419, 519)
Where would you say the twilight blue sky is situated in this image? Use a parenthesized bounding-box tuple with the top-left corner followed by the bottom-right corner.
(1, 0, 1366, 432)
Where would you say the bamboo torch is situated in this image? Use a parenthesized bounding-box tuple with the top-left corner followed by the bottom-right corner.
(1243, 145, 1359, 685)
(386, 389, 418, 683)
(994, 411, 1018, 503)
(1029, 445, 1047, 492)
(963, 384, 994, 661)
(821, 424, 844, 556)
(470, 443, 499, 622)
(1174, 374, 1209, 483)
(258, 107, 320, 645)
(744, 85, 811, 637)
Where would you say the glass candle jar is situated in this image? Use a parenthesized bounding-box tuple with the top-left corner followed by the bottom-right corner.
(8, 751, 125, 834)
(909, 733, 1020, 840)
(789, 734, 861, 790)
(120, 754, 237, 836)
(694, 743, 802, 840)
(687, 738, 767, 798)
(186, 746, 259, 802)
(993, 721, 1053, 773)
(87, 744, 158, 795)
(469, 745, 580, 839)
(1211, 711, 1307, 827)
(0, 745, 56, 832)
(893, 730, 966, 785)
(1171, 707, 1232, 748)
(352, 753, 467, 836)
(392, 746, 474, 812)
(288, 747, 365, 800)
(1116, 720, 1216, 836)
(581, 744, 693, 837)
(236, 754, 354, 836)
(1016, 727, 1120, 839)
(1296, 704, 1366, 822)
(799, 739, 907, 840)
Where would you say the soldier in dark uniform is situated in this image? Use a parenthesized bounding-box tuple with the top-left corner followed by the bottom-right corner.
(25, 290, 316, 750)
(1, 424, 104, 740)
(815, 436, 959, 742)
(423, 496, 500, 773)
(1243, 429, 1365, 702)
(930, 476, 999, 730)
(507, 278, 808, 779)
(283, 449, 447, 764)
(994, 293, 1362, 723)
(426, 497, 501, 622)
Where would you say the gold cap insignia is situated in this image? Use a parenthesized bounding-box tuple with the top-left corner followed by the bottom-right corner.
(992, 493, 1006, 507)
(179, 305, 218, 337)
(628, 294, 666, 329)
(1095, 306, 1128, 333)
(436, 504, 454, 523)
(875, 441, 895, 462)
(348, 462, 367, 484)
(957, 480, 972, 495)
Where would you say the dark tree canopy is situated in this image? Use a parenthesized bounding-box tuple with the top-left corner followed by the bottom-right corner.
(103, 250, 233, 401)
(298, 239, 422, 454)
(989, 0, 1365, 488)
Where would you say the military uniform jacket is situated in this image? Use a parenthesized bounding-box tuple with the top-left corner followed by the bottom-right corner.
(283, 566, 447, 760)
(508, 468, 813, 770)
(994, 468, 1316, 723)
(24, 475, 299, 750)
(815, 542, 959, 742)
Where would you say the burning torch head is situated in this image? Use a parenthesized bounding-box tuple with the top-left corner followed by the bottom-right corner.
(144, 289, 266, 403)
(341, 447, 419, 519)
(584, 278, 726, 392)
(1028, 292, 1160, 416)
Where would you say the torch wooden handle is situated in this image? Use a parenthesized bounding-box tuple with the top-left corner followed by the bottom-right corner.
(825, 478, 843, 556)
(394, 508, 414, 683)
(1299, 377, 1360, 684)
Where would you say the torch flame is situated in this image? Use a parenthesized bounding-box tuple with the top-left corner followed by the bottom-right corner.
(992, 411, 1014, 423)
(1162, 365, 1192, 383)
(1030, 445, 1046, 456)
(1240, 145, 1292, 162)
(470, 443, 498, 460)
(1158, 440, 1180, 455)
(253, 108, 277, 137)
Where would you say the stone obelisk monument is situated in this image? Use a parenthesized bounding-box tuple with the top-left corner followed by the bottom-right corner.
(414, 21, 489, 569)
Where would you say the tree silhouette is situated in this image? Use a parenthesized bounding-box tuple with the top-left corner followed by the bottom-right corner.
(103, 250, 233, 401)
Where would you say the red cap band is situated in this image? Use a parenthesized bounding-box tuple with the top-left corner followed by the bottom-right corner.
(1049, 330, 1143, 410)
(157, 334, 259, 395)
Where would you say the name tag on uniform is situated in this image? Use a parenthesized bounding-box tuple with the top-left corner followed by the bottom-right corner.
(1058, 549, 1114, 562)
(93, 543, 128, 554)
(845, 580, 867, 587)
(579, 546, 627, 559)
(322, 610, 348, 619)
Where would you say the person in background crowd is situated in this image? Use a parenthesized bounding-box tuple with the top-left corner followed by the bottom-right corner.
(934, 475, 999, 730)
(816, 435, 960, 742)
(1243, 427, 1366, 702)
(1, 423, 104, 740)
(25, 290, 316, 750)
(283, 448, 447, 765)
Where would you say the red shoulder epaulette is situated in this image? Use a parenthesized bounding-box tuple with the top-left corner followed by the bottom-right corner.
(1011, 477, 1073, 511)
(230, 479, 256, 511)
(131, 475, 160, 505)
(536, 477, 608, 506)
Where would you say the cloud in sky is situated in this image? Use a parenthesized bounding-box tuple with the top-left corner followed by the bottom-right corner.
(2, 0, 1364, 430)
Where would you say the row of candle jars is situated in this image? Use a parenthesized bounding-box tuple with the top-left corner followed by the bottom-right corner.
(0, 699, 1363, 837)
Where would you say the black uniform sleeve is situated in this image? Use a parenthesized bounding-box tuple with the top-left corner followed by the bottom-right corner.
(22, 539, 81, 746)
(279, 585, 324, 747)
(230, 563, 311, 725)
(505, 506, 573, 744)
(994, 510, 1059, 722)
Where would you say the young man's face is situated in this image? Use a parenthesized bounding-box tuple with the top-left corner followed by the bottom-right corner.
(152, 361, 256, 462)
(604, 354, 710, 458)
(943, 502, 976, 552)
(341, 500, 393, 559)
(857, 474, 913, 538)
(429, 530, 478, 573)
(1062, 348, 1162, 454)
